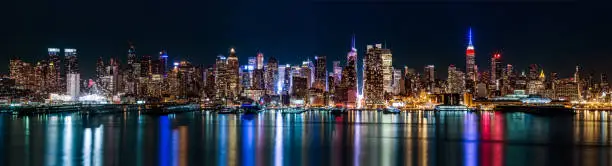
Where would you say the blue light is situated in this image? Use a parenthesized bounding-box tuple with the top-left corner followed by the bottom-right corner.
(159, 116, 170, 166)
(468, 27, 473, 46)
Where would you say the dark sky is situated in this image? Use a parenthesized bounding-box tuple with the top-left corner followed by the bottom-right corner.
(3, 0, 611, 79)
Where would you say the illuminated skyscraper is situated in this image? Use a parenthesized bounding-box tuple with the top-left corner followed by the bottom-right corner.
(363, 44, 388, 108)
(333, 61, 342, 84)
(392, 69, 402, 95)
(47, 48, 61, 93)
(424, 65, 435, 93)
(283, 64, 291, 95)
(159, 50, 168, 76)
(314, 55, 326, 91)
(64, 48, 79, 99)
(490, 53, 502, 86)
(127, 42, 136, 65)
(466, 28, 477, 82)
(447, 65, 465, 94)
(252, 52, 265, 90)
(227, 48, 240, 99)
(340, 35, 358, 108)
(256, 50, 264, 70)
(380, 44, 393, 93)
(10, 58, 34, 90)
(265, 57, 279, 95)
(300, 60, 313, 88)
(215, 55, 228, 101)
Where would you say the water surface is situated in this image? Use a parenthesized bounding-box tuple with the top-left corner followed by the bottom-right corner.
(1, 110, 611, 166)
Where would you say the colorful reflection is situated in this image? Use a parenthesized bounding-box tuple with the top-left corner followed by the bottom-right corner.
(1, 110, 612, 165)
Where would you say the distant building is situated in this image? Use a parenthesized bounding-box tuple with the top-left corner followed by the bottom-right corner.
(265, 57, 279, 95)
(424, 65, 435, 93)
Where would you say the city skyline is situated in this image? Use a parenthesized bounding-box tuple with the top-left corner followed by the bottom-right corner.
(4, 2, 611, 79)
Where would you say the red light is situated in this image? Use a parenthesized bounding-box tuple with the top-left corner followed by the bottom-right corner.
(494, 53, 501, 59)
(466, 49, 475, 55)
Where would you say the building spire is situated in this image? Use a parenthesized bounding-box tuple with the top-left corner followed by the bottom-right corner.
(468, 27, 473, 46)
(351, 33, 356, 51)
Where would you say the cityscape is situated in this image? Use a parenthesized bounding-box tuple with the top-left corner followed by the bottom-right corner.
(2, 29, 607, 110)
(3, 1, 612, 165)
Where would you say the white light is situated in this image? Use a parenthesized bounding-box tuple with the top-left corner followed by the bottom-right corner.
(48, 48, 60, 52)
(64, 48, 77, 53)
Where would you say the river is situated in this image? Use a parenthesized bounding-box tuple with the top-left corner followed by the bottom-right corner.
(1, 110, 611, 166)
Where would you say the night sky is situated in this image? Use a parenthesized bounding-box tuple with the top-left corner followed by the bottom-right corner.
(3, 1, 611, 79)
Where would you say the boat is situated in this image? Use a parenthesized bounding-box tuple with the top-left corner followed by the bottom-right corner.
(495, 105, 574, 115)
(217, 107, 238, 114)
(382, 107, 401, 114)
(434, 105, 471, 111)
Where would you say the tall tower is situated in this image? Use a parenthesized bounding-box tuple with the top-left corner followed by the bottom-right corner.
(466, 28, 477, 82)
(341, 34, 358, 108)
(227, 48, 240, 99)
(127, 42, 136, 65)
(64, 48, 80, 99)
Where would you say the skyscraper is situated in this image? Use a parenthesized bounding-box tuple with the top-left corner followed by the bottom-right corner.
(447, 65, 465, 94)
(47, 48, 61, 93)
(314, 55, 326, 91)
(64, 48, 79, 99)
(215, 55, 228, 101)
(127, 42, 136, 65)
(256, 50, 264, 70)
(227, 48, 240, 99)
(424, 65, 435, 93)
(392, 69, 402, 95)
(363, 44, 388, 108)
(340, 35, 358, 108)
(252, 52, 265, 90)
(283, 64, 291, 95)
(490, 53, 502, 86)
(159, 50, 168, 76)
(381, 44, 393, 93)
(265, 57, 279, 95)
(466, 28, 477, 82)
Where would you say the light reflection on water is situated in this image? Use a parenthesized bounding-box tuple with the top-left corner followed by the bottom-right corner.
(1, 110, 612, 166)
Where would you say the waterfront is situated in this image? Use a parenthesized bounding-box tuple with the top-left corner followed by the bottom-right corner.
(1, 110, 612, 166)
